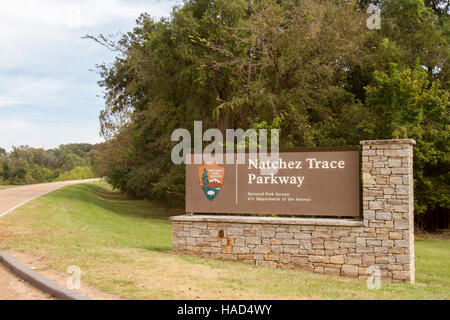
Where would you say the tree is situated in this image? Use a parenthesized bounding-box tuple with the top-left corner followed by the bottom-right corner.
(347, 0, 449, 104)
(31, 168, 46, 183)
(62, 153, 86, 172)
(362, 63, 449, 221)
(89, 0, 449, 229)
(0, 143, 97, 185)
(88, 0, 369, 202)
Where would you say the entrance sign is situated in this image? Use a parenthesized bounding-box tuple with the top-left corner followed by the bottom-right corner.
(177, 139, 416, 283)
(186, 148, 360, 217)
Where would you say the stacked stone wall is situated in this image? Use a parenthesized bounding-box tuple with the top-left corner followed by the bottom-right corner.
(171, 139, 416, 283)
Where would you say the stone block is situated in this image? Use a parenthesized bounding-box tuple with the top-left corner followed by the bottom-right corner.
(309, 256, 327, 263)
(356, 237, 366, 247)
(262, 231, 275, 238)
(397, 149, 411, 157)
(270, 238, 282, 245)
(362, 149, 376, 156)
(253, 254, 264, 260)
(376, 212, 391, 220)
(227, 227, 243, 236)
(389, 177, 403, 185)
(324, 267, 341, 276)
(265, 253, 280, 261)
(246, 237, 261, 245)
(314, 267, 324, 274)
(392, 271, 410, 281)
(374, 247, 388, 254)
(324, 241, 339, 250)
(232, 246, 250, 254)
(362, 255, 375, 266)
(369, 201, 382, 210)
(329, 255, 345, 264)
(346, 256, 362, 265)
(294, 232, 312, 239)
(389, 232, 402, 240)
(375, 256, 389, 264)
(394, 240, 410, 248)
(388, 159, 402, 167)
(341, 264, 359, 277)
(363, 173, 376, 185)
(396, 185, 410, 195)
(292, 256, 309, 265)
(276, 232, 293, 239)
(282, 239, 300, 245)
(270, 245, 283, 253)
(394, 220, 410, 230)
(312, 231, 331, 238)
(396, 255, 411, 264)
(367, 239, 382, 246)
(254, 245, 271, 254)
(391, 168, 409, 174)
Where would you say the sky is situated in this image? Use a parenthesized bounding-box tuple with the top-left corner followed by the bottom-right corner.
(0, 0, 177, 152)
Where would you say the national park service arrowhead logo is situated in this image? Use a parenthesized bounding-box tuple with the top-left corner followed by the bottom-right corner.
(197, 162, 225, 200)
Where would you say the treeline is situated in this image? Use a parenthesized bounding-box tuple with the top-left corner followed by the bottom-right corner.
(0, 143, 98, 185)
(90, 0, 449, 231)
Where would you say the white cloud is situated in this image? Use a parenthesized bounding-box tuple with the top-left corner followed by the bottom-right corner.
(1, 76, 75, 108)
(0, 97, 25, 108)
(0, 0, 175, 29)
(0, 0, 176, 151)
(0, 117, 102, 152)
(0, 0, 177, 67)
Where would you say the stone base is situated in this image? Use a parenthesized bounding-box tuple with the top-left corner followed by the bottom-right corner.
(173, 139, 415, 284)
(171, 215, 414, 283)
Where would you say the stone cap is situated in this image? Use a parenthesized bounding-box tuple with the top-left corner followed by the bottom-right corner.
(360, 139, 416, 146)
(170, 215, 363, 227)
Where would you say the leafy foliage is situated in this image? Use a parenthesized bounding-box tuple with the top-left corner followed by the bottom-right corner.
(362, 63, 449, 214)
(55, 166, 95, 181)
(90, 0, 449, 225)
(0, 143, 98, 185)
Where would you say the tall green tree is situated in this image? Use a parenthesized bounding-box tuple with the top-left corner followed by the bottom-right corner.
(363, 63, 449, 216)
(90, 0, 369, 204)
(91, 0, 449, 228)
(0, 144, 98, 185)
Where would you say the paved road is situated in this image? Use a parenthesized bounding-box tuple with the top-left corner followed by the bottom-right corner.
(0, 179, 99, 300)
(0, 179, 100, 217)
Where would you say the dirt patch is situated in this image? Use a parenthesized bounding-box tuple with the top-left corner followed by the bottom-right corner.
(0, 264, 54, 300)
(7, 250, 122, 300)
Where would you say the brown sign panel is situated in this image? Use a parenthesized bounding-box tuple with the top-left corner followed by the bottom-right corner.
(186, 148, 360, 217)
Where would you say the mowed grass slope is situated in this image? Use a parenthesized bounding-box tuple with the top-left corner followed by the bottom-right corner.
(0, 181, 448, 300)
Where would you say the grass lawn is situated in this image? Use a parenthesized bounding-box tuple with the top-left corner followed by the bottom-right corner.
(0, 181, 448, 300)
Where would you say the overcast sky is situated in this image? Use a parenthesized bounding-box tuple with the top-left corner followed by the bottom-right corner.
(0, 0, 177, 151)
